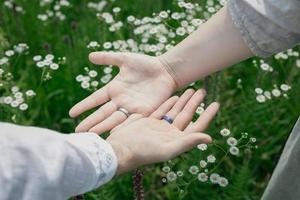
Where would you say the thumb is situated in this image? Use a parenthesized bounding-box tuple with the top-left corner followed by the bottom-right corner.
(167, 133, 212, 158)
(89, 51, 125, 66)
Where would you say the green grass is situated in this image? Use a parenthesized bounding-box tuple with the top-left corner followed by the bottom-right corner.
(0, 0, 299, 199)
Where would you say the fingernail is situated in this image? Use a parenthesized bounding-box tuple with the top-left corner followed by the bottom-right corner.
(213, 102, 220, 107)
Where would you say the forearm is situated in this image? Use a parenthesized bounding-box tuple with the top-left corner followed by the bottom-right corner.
(159, 4, 253, 88)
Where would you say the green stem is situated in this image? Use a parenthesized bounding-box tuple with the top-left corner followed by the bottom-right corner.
(208, 152, 228, 174)
(212, 141, 227, 154)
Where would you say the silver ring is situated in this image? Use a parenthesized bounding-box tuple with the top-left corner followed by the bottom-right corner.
(117, 107, 130, 118)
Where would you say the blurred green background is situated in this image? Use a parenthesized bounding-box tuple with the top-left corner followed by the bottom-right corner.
(0, 0, 299, 199)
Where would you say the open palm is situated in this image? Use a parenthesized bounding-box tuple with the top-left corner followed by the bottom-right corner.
(69, 52, 176, 133)
(107, 89, 220, 174)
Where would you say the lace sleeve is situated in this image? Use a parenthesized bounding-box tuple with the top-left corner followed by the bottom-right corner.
(228, 0, 300, 58)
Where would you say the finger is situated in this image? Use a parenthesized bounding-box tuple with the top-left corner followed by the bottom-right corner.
(164, 89, 195, 120)
(89, 111, 128, 134)
(185, 102, 220, 133)
(111, 113, 143, 133)
(69, 86, 109, 118)
(150, 96, 179, 119)
(89, 52, 125, 66)
(75, 101, 117, 132)
(166, 133, 212, 159)
(173, 89, 206, 130)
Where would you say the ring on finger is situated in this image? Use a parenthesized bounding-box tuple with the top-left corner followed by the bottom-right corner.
(161, 115, 173, 124)
(117, 107, 130, 118)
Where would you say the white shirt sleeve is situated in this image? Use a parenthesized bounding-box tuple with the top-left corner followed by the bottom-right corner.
(0, 122, 118, 200)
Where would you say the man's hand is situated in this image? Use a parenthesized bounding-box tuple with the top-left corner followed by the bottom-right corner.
(69, 52, 176, 133)
(106, 89, 220, 175)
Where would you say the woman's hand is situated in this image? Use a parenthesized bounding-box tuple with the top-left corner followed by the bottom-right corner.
(106, 89, 220, 175)
(69, 52, 176, 133)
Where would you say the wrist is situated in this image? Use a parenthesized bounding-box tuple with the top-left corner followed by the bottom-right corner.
(107, 139, 134, 175)
(156, 55, 179, 90)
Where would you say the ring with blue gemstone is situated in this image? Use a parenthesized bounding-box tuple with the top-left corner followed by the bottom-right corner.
(161, 115, 173, 124)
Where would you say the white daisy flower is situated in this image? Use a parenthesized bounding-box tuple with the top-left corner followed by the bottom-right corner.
(197, 144, 207, 151)
(166, 171, 177, 182)
(5, 50, 14, 57)
(45, 54, 54, 60)
(198, 172, 208, 182)
(127, 15, 135, 22)
(191, 18, 203, 26)
(19, 103, 28, 111)
(37, 14, 48, 21)
(218, 177, 228, 187)
(104, 67, 113, 74)
(176, 171, 184, 177)
(199, 160, 207, 168)
(11, 101, 19, 107)
(0, 57, 9, 65)
(220, 128, 230, 136)
(81, 81, 90, 89)
(255, 88, 263, 94)
(176, 27, 186, 36)
(250, 137, 256, 143)
(189, 165, 199, 175)
(82, 76, 91, 82)
(178, 1, 185, 8)
(101, 74, 112, 84)
(11, 86, 19, 93)
(26, 90, 35, 96)
(50, 63, 59, 70)
(112, 7, 121, 13)
(43, 59, 52, 66)
(14, 43, 29, 53)
(88, 70, 98, 77)
(227, 137, 238, 146)
(280, 84, 291, 91)
(256, 95, 266, 103)
(14, 92, 23, 98)
(103, 42, 112, 49)
(229, 146, 239, 156)
(76, 75, 83, 82)
(264, 91, 272, 99)
(91, 81, 99, 87)
(209, 173, 220, 184)
(87, 41, 100, 48)
(171, 13, 180, 20)
(16, 97, 24, 104)
(159, 11, 168, 18)
(36, 61, 45, 68)
(162, 166, 171, 173)
(272, 89, 281, 97)
(196, 106, 204, 115)
(33, 55, 42, 61)
(207, 7, 215, 13)
(260, 63, 270, 71)
(4, 96, 13, 104)
(207, 155, 216, 163)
